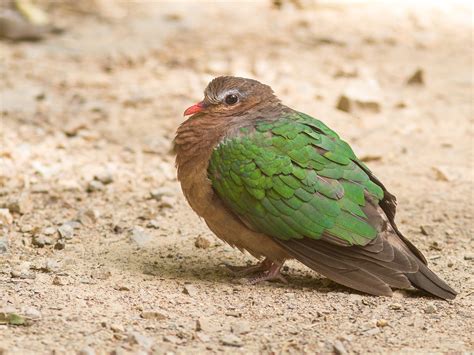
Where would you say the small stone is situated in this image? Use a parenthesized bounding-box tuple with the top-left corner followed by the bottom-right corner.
(420, 225, 434, 236)
(58, 223, 74, 239)
(140, 311, 167, 320)
(23, 306, 41, 320)
(20, 224, 33, 233)
(159, 196, 175, 209)
(94, 172, 113, 185)
(7, 193, 32, 214)
(231, 320, 250, 335)
(32, 235, 52, 247)
(221, 334, 243, 347)
(163, 335, 180, 344)
(432, 166, 452, 182)
(429, 241, 442, 251)
(406, 68, 424, 85)
(195, 332, 211, 342)
(333, 340, 348, 355)
(130, 226, 151, 248)
(333, 66, 358, 78)
(77, 209, 99, 225)
(0, 209, 13, 226)
(389, 303, 402, 310)
(146, 220, 160, 229)
(40, 259, 60, 273)
(150, 187, 174, 201)
(78, 346, 96, 355)
(194, 236, 211, 249)
(336, 79, 382, 113)
(424, 304, 436, 314)
(336, 95, 351, 113)
(91, 269, 111, 280)
(464, 254, 474, 261)
(43, 227, 56, 236)
(196, 317, 219, 332)
(86, 180, 104, 193)
(52, 276, 65, 286)
(364, 327, 380, 336)
(183, 284, 198, 297)
(0, 237, 7, 254)
(54, 239, 66, 250)
(127, 331, 154, 350)
(11, 262, 35, 279)
(110, 323, 124, 333)
(376, 319, 389, 327)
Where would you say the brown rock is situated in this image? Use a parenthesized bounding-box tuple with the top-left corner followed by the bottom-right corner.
(195, 235, 211, 249)
(406, 68, 424, 85)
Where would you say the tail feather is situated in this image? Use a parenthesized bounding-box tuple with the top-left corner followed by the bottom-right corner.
(407, 261, 457, 300)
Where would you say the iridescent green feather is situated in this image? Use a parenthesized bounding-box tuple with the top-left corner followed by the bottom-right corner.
(207, 112, 384, 245)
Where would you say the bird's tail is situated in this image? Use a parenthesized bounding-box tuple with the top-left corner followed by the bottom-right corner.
(406, 260, 457, 300)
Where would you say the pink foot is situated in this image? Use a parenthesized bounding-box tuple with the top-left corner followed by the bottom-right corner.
(223, 258, 273, 277)
(248, 261, 287, 284)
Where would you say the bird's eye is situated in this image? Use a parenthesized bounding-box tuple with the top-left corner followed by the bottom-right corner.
(224, 94, 239, 105)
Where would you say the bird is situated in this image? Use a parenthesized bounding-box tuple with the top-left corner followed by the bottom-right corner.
(174, 76, 457, 300)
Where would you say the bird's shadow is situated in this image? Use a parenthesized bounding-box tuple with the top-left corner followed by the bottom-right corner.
(106, 241, 436, 300)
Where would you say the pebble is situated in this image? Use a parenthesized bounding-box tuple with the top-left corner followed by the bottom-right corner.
(110, 323, 124, 333)
(195, 332, 211, 342)
(464, 255, 474, 261)
(333, 340, 348, 355)
(130, 226, 151, 248)
(220, 334, 243, 347)
(0, 209, 13, 225)
(406, 68, 424, 85)
(0, 237, 7, 254)
(146, 220, 160, 229)
(52, 276, 65, 286)
(7, 193, 32, 214)
(54, 239, 66, 250)
(194, 236, 211, 249)
(163, 335, 180, 344)
(22, 306, 41, 320)
(43, 226, 56, 236)
(376, 319, 389, 327)
(58, 223, 74, 239)
(11, 262, 35, 279)
(150, 187, 174, 201)
(389, 303, 402, 310)
(183, 284, 198, 297)
(86, 180, 105, 193)
(77, 209, 99, 225)
(364, 327, 381, 336)
(32, 235, 53, 247)
(196, 317, 220, 332)
(420, 224, 435, 236)
(20, 224, 33, 233)
(140, 311, 167, 320)
(127, 331, 154, 350)
(424, 304, 437, 314)
(94, 172, 114, 185)
(231, 320, 251, 335)
(336, 79, 382, 113)
(78, 346, 96, 355)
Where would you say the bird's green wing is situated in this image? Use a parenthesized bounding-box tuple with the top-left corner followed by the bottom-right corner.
(208, 111, 384, 246)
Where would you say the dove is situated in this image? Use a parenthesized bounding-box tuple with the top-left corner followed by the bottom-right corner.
(174, 76, 456, 299)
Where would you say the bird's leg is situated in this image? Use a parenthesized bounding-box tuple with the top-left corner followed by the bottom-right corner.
(248, 260, 287, 284)
(223, 258, 272, 277)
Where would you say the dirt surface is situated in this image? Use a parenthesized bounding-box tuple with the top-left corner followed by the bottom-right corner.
(1, 1, 473, 354)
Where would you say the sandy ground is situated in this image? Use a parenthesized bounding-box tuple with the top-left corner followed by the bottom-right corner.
(0, 1, 473, 354)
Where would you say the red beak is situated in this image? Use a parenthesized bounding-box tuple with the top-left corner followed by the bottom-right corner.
(184, 101, 205, 116)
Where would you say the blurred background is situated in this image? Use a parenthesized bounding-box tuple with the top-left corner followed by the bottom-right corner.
(0, 1, 473, 354)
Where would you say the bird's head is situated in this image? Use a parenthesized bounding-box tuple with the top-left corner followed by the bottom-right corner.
(184, 76, 279, 117)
